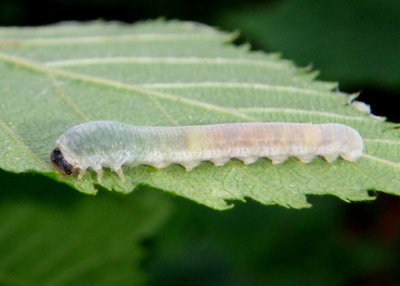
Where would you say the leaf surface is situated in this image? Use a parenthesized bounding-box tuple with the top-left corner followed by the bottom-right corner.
(1, 20, 399, 209)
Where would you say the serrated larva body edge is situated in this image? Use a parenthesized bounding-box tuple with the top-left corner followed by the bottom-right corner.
(50, 121, 364, 183)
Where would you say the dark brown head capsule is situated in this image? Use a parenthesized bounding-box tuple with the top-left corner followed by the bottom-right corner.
(50, 147, 74, 175)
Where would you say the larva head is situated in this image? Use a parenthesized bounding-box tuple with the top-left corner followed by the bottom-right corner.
(50, 147, 76, 175)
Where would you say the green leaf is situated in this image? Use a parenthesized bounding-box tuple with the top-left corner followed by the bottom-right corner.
(0, 20, 399, 209)
(0, 169, 171, 285)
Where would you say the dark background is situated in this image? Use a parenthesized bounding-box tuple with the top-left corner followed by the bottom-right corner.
(1, 0, 400, 285)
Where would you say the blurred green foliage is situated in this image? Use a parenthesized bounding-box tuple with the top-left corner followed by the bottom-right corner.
(147, 196, 400, 286)
(0, 170, 172, 285)
(218, 0, 400, 91)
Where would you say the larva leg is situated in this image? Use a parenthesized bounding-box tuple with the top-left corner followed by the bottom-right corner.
(297, 155, 315, 163)
(152, 162, 170, 169)
(112, 167, 126, 183)
(181, 161, 201, 172)
(93, 166, 103, 183)
(78, 169, 87, 180)
(211, 157, 230, 166)
(269, 156, 287, 165)
(322, 154, 339, 163)
(238, 157, 258, 165)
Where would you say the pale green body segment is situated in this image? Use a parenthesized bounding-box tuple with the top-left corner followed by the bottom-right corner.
(55, 121, 363, 182)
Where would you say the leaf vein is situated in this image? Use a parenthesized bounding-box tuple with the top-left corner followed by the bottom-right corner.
(362, 153, 400, 168)
(0, 119, 44, 165)
(364, 138, 400, 145)
(49, 76, 90, 121)
(142, 82, 337, 96)
(45, 57, 287, 70)
(0, 33, 224, 46)
(238, 107, 368, 121)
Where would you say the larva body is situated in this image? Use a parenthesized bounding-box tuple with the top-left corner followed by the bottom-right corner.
(51, 121, 363, 182)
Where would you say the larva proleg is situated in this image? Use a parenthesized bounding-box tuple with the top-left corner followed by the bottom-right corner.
(50, 121, 364, 182)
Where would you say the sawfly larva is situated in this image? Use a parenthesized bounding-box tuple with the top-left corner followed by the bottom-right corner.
(51, 121, 363, 183)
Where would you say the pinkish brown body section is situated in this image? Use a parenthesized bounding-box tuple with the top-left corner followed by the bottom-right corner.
(182, 122, 362, 166)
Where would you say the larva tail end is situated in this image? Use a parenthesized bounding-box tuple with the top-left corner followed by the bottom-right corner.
(50, 148, 76, 176)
